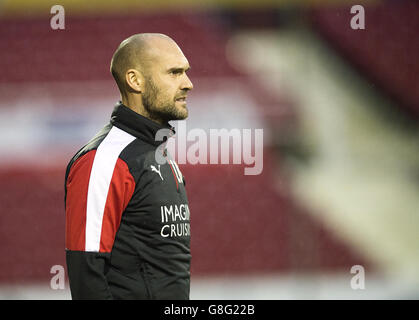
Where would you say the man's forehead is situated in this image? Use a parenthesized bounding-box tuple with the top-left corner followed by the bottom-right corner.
(148, 44, 190, 69)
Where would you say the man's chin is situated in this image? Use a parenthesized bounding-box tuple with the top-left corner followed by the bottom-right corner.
(173, 106, 188, 120)
(158, 104, 188, 122)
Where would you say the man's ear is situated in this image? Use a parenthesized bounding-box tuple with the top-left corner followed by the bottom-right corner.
(125, 69, 143, 93)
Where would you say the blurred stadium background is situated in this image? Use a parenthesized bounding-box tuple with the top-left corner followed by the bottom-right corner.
(0, 0, 418, 299)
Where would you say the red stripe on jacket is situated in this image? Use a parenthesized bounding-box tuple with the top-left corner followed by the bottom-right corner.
(65, 150, 135, 252)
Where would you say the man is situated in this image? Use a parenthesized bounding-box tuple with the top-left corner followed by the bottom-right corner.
(64, 33, 193, 299)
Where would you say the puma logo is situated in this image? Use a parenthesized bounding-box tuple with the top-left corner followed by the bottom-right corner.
(150, 164, 163, 181)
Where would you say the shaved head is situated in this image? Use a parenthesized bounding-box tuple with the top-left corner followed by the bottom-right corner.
(110, 33, 173, 93)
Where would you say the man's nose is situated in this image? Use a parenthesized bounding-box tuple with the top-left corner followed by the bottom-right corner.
(181, 74, 193, 91)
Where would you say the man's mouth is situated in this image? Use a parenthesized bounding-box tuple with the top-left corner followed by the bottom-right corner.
(176, 96, 187, 103)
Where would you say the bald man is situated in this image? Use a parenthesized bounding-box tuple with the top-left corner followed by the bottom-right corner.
(64, 34, 193, 300)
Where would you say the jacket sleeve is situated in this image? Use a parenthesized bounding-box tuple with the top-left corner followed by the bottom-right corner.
(65, 150, 135, 299)
(66, 250, 112, 299)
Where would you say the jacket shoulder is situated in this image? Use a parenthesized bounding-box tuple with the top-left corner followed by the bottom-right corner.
(118, 139, 159, 176)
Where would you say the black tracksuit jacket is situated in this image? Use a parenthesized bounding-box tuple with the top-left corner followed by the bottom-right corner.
(64, 102, 191, 300)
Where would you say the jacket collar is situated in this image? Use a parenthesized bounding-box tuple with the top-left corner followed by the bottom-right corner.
(110, 101, 176, 147)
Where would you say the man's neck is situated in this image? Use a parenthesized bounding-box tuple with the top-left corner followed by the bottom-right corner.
(121, 95, 167, 126)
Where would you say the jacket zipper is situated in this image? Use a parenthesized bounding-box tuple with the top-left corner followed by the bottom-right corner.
(139, 264, 152, 299)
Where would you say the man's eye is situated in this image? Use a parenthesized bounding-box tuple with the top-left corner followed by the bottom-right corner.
(171, 70, 182, 75)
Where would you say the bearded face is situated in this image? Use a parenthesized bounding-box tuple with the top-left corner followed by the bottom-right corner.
(142, 76, 188, 123)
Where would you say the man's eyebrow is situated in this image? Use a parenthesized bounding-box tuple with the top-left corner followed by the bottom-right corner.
(168, 66, 191, 72)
